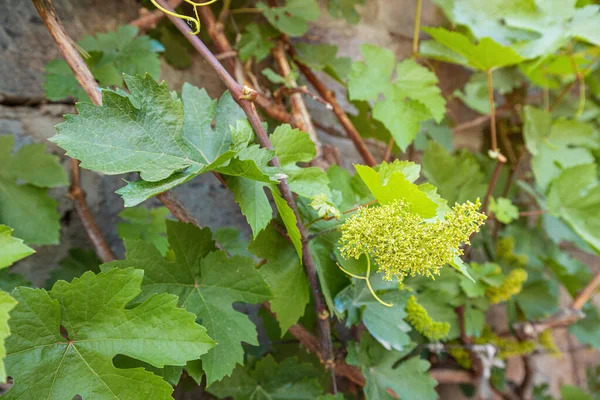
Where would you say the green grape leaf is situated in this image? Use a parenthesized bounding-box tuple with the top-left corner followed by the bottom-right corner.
(113, 355, 182, 386)
(544, 249, 592, 297)
(327, 164, 373, 211)
(355, 163, 438, 218)
(569, 303, 600, 349)
(104, 221, 272, 385)
(335, 270, 412, 351)
(0, 136, 67, 245)
(4, 268, 214, 399)
(430, 0, 536, 45)
(0, 225, 34, 269)
(249, 225, 309, 334)
(257, 0, 321, 36)
(490, 197, 519, 224)
(45, 249, 101, 290)
(348, 45, 446, 150)
(354, 334, 438, 400)
(422, 27, 525, 70)
(422, 141, 487, 205)
(53, 76, 275, 206)
(523, 106, 597, 191)
(0, 291, 17, 383)
(158, 26, 192, 69)
(560, 385, 594, 400)
(78, 25, 162, 83)
(271, 125, 332, 200)
(207, 355, 323, 399)
(238, 23, 277, 62)
(294, 43, 352, 82)
(117, 206, 171, 256)
(506, 2, 600, 58)
(262, 68, 299, 87)
(547, 164, 600, 252)
(44, 26, 162, 101)
(327, 0, 366, 24)
(310, 237, 348, 317)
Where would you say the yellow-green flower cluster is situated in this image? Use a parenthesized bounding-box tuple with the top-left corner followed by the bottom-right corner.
(485, 268, 528, 304)
(339, 199, 486, 281)
(448, 346, 472, 369)
(496, 237, 528, 268)
(538, 329, 560, 357)
(405, 295, 450, 341)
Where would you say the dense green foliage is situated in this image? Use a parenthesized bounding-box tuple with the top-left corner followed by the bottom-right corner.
(2, 0, 600, 398)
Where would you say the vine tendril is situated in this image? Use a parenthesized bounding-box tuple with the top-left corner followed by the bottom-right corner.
(337, 254, 393, 307)
(150, 0, 220, 35)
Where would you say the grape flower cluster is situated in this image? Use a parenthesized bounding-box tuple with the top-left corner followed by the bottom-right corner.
(339, 199, 486, 281)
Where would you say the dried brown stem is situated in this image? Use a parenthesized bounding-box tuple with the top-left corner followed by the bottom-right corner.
(157, 192, 198, 225)
(155, 0, 336, 380)
(131, 0, 183, 31)
(481, 159, 505, 215)
(285, 39, 378, 167)
(32, 0, 115, 263)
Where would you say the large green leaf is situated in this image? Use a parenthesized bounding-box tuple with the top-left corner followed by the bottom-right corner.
(105, 221, 272, 385)
(0, 136, 67, 245)
(207, 355, 323, 399)
(547, 164, 600, 252)
(4, 268, 214, 399)
(53, 76, 275, 206)
(257, 0, 320, 36)
(348, 45, 446, 150)
(0, 225, 34, 269)
(249, 226, 309, 334)
(422, 27, 525, 70)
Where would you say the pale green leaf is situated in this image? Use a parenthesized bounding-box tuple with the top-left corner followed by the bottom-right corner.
(490, 197, 519, 224)
(271, 189, 303, 260)
(4, 268, 214, 399)
(104, 221, 272, 385)
(422, 27, 525, 70)
(355, 163, 438, 218)
(226, 176, 273, 237)
(238, 23, 277, 62)
(0, 291, 17, 383)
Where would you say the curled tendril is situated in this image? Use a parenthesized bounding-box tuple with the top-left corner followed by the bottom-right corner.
(337, 254, 393, 307)
(150, 0, 220, 35)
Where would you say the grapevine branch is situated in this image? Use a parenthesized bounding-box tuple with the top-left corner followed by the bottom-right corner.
(153, 0, 337, 382)
(32, 0, 115, 263)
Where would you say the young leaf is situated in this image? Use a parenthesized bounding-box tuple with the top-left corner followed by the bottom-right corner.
(348, 45, 446, 150)
(226, 176, 273, 237)
(271, 189, 303, 260)
(105, 221, 272, 385)
(422, 27, 525, 70)
(207, 355, 323, 399)
(355, 162, 438, 218)
(489, 197, 519, 224)
(249, 226, 309, 334)
(257, 0, 321, 37)
(0, 291, 17, 383)
(0, 225, 34, 269)
(4, 268, 214, 399)
(0, 136, 67, 245)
